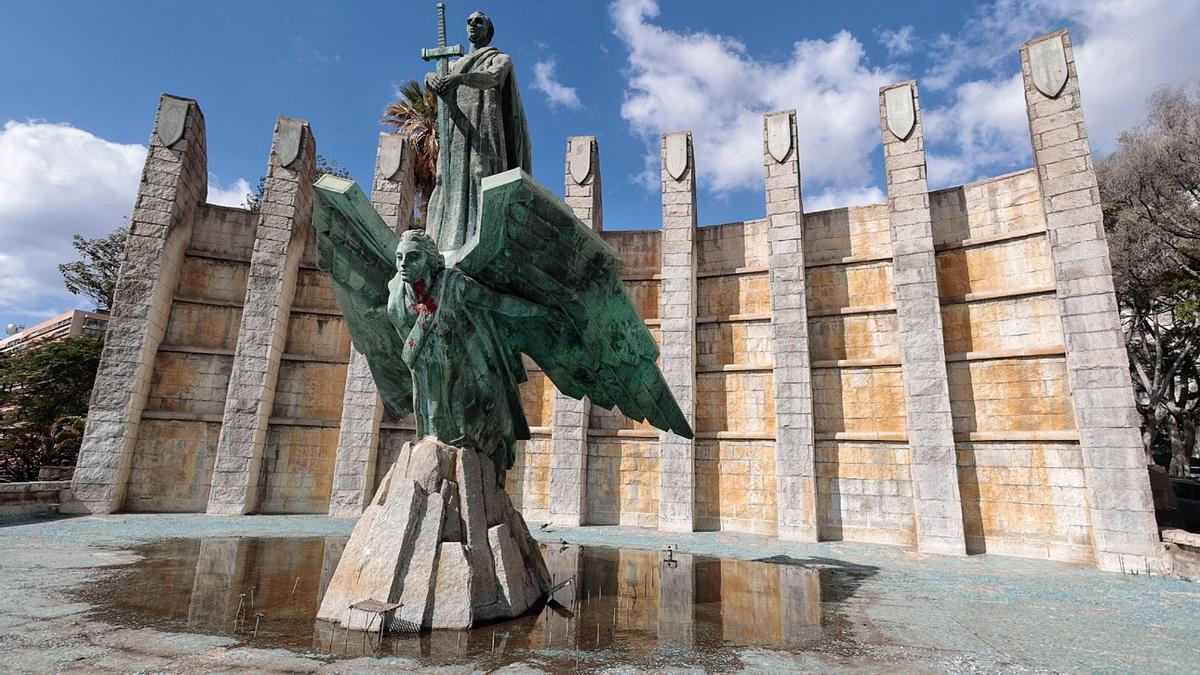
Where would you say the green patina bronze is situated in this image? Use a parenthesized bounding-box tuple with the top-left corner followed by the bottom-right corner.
(312, 7, 691, 478)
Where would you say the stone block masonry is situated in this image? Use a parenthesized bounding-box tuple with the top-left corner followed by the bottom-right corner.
(1020, 29, 1160, 573)
(657, 132, 698, 532)
(206, 118, 316, 515)
(67, 94, 208, 514)
(763, 111, 818, 542)
(878, 82, 967, 556)
(76, 25, 1165, 573)
(548, 136, 601, 527)
(328, 133, 417, 518)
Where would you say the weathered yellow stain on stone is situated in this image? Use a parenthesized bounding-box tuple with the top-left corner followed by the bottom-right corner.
(283, 314, 351, 359)
(803, 204, 891, 261)
(812, 367, 907, 434)
(259, 425, 339, 514)
(623, 280, 661, 320)
(957, 441, 1092, 561)
(695, 440, 777, 534)
(163, 303, 242, 351)
(586, 438, 659, 527)
(177, 256, 248, 304)
(947, 357, 1075, 434)
(697, 320, 773, 370)
(806, 262, 895, 313)
(293, 269, 340, 311)
(941, 295, 1064, 354)
(936, 236, 1054, 299)
(697, 273, 771, 317)
(272, 361, 349, 420)
(146, 352, 233, 415)
(696, 372, 775, 434)
(124, 420, 221, 512)
(808, 313, 899, 362)
(815, 441, 915, 546)
(930, 169, 1044, 245)
(696, 219, 770, 273)
(508, 437, 553, 521)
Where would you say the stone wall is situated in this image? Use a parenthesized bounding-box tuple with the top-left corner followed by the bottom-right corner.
(74, 28, 1159, 572)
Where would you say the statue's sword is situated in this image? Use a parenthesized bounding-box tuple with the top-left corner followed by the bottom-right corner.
(420, 3, 463, 227)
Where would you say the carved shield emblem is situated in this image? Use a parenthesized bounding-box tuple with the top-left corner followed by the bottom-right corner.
(885, 85, 916, 141)
(379, 134, 405, 181)
(665, 133, 689, 181)
(276, 119, 304, 169)
(569, 137, 592, 185)
(1029, 34, 1068, 98)
(766, 113, 792, 163)
(156, 96, 188, 148)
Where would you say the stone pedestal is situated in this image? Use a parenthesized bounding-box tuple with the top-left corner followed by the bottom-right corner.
(317, 436, 551, 631)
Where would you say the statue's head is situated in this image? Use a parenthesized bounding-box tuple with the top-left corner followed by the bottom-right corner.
(466, 11, 493, 48)
(396, 229, 445, 288)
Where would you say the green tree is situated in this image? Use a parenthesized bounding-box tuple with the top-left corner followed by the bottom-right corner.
(383, 79, 439, 225)
(1099, 84, 1200, 477)
(245, 154, 352, 212)
(0, 336, 102, 481)
(57, 226, 128, 311)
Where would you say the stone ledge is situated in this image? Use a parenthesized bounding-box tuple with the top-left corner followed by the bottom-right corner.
(805, 252, 894, 270)
(807, 303, 897, 318)
(944, 346, 1066, 363)
(812, 357, 902, 369)
(933, 227, 1047, 253)
(940, 285, 1058, 306)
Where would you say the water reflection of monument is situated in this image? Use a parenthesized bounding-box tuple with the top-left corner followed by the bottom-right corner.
(154, 537, 825, 659)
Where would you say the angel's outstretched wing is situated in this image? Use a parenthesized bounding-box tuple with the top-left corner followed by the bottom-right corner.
(311, 175, 413, 420)
(452, 169, 694, 439)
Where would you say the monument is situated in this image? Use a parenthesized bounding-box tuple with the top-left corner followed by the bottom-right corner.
(314, 5, 692, 630)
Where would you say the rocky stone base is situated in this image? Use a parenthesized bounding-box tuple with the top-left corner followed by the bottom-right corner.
(317, 437, 550, 631)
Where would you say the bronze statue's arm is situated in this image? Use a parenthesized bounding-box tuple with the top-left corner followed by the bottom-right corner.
(447, 53, 511, 91)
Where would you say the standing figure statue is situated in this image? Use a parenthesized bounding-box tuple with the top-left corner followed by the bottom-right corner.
(313, 4, 691, 630)
(424, 10, 530, 252)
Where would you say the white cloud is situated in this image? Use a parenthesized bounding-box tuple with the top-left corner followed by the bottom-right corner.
(532, 58, 583, 110)
(0, 120, 144, 322)
(0, 120, 251, 326)
(207, 177, 253, 208)
(610, 0, 899, 204)
(923, 0, 1200, 186)
(876, 25, 916, 57)
(805, 185, 886, 212)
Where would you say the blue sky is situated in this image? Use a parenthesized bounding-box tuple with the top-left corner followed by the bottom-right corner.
(2, 0, 1199, 331)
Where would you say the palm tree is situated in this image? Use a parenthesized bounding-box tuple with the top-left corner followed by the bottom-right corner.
(383, 79, 439, 226)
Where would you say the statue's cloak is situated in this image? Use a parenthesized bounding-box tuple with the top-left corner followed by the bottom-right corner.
(427, 45, 532, 253)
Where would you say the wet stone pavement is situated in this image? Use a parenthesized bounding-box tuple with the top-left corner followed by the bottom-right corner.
(0, 513, 1197, 673)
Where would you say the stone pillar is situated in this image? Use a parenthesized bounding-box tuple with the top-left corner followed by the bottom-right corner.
(763, 110, 818, 541)
(328, 133, 416, 518)
(879, 82, 967, 556)
(658, 132, 697, 532)
(549, 136, 601, 527)
(207, 118, 316, 515)
(67, 94, 207, 514)
(1020, 30, 1160, 572)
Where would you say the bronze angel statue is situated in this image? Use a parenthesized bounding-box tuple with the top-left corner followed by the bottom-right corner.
(311, 9, 691, 484)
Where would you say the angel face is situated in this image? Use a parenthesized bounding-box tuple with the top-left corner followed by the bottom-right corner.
(397, 240, 433, 286)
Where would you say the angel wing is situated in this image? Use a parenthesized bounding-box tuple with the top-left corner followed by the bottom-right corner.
(310, 175, 414, 420)
(451, 168, 693, 439)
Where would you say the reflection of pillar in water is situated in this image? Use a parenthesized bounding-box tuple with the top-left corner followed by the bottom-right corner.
(544, 544, 581, 649)
(780, 565, 822, 647)
(187, 538, 251, 630)
(656, 552, 694, 645)
(320, 535, 347, 598)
